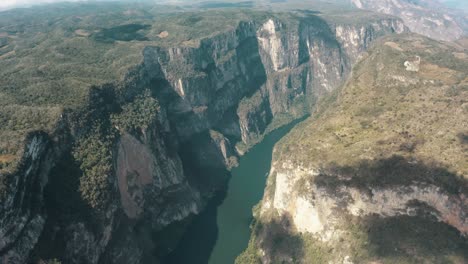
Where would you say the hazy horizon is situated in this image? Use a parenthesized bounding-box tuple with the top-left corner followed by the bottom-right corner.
(0, 0, 174, 11)
(1, 0, 467, 13)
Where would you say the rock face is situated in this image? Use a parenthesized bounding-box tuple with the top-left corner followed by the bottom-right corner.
(0, 134, 53, 263)
(351, 0, 467, 41)
(0, 9, 406, 264)
(263, 161, 467, 237)
(115, 123, 201, 225)
(241, 34, 468, 264)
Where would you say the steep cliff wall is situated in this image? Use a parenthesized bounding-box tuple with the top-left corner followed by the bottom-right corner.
(0, 10, 405, 263)
(0, 134, 56, 263)
(241, 34, 468, 264)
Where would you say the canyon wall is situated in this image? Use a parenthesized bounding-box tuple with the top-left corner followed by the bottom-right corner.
(0, 13, 406, 263)
(241, 34, 468, 264)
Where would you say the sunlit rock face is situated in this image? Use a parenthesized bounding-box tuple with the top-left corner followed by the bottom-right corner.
(0, 8, 406, 263)
(243, 34, 468, 264)
(351, 0, 466, 41)
(263, 161, 467, 237)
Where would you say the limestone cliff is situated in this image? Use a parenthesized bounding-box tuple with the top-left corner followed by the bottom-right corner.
(0, 5, 405, 263)
(240, 34, 468, 264)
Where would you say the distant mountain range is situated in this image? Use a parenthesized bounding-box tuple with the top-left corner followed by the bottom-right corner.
(351, 0, 468, 41)
(439, 0, 468, 11)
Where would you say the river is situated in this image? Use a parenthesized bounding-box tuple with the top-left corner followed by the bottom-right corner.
(163, 120, 301, 264)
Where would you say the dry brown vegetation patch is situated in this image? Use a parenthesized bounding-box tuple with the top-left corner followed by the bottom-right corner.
(384, 41, 403, 51)
(452, 52, 467, 60)
(0, 154, 16, 164)
(419, 62, 458, 84)
(412, 40, 429, 49)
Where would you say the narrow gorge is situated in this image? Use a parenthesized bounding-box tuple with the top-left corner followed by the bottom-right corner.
(0, 6, 409, 263)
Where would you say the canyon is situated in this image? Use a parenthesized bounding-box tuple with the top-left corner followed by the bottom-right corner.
(0, 1, 466, 264)
(239, 34, 468, 263)
(0, 3, 407, 263)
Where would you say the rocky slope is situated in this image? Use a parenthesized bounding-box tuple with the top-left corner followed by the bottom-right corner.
(0, 3, 406, 263)
(351, 0, 467, 41)
(239, 34, 468, 264)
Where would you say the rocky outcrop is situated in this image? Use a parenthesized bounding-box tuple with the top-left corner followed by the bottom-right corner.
(243, 34, 468, 264)
(0, 130, 66, 263)
(144, 15, 406, 147)
(263, 161, 467, 238)
(334, 18, 406, 64)
(0, 11, 406, 264)
(252, 159, 467, 263)
(115, 118, 201, 227)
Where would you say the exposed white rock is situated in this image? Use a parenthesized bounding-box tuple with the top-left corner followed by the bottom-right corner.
(352, 0, 363, 9)
(177, 78, 185, 97)
(265, 161, 468, 239)
(335, 19, 406, 65)
(292, 197, 324, 233)
(404, 56, 420, 72)
(257, 19, 284, 71)
(342, 255, 354, 264)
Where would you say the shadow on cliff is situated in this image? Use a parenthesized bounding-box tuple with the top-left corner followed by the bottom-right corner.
(29, 151, 95, 262)
(359, 214, 468, 262)
(313, 155, 468, 261)
(154, 126, 231, 264)
(257, 213, 306, 263)
(315, 155, 467, 196)
(161, 187, 227, 264)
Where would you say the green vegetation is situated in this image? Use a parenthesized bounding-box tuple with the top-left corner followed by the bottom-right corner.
(0, 4, 272, 162)
(242, 197, 467, 264)
(0, 0, 402, 168)
(334, 214, 468, 264)
(235, 238, 262, 264)
(275, 34, 468, 177)
(315, 155, 467, 195)
(72, 124, 115, 210)
(244, 34, 468, 264)
(0, 170, 9, 200)
(111, 92, 160, 133)
(237, 211, 334, 264)
(92, 24, 151, 43)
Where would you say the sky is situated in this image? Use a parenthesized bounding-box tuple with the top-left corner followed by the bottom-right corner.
(0, 0, 88, 10)
(1, 0, 467, 12)
(0, 0, 163, 10)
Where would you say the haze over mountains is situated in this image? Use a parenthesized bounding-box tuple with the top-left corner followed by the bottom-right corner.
(351, 0, 468, 41)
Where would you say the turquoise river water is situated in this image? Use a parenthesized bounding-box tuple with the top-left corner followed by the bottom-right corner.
(164, 121, 300, 264)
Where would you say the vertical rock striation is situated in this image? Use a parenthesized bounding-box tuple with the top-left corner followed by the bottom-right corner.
(0, 12, 406, 263)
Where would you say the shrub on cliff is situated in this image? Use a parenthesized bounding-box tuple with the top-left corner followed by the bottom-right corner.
(73, 125, 115, 210)
(111, 93, 160, 133)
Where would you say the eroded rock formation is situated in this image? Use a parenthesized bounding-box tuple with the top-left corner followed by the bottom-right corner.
(0, 9, 406, 263)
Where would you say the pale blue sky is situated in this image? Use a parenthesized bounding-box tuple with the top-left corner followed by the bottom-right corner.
(1, 0, 467, 12)
(0, 0, 168, 11)
(0, 0, 87, 10)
